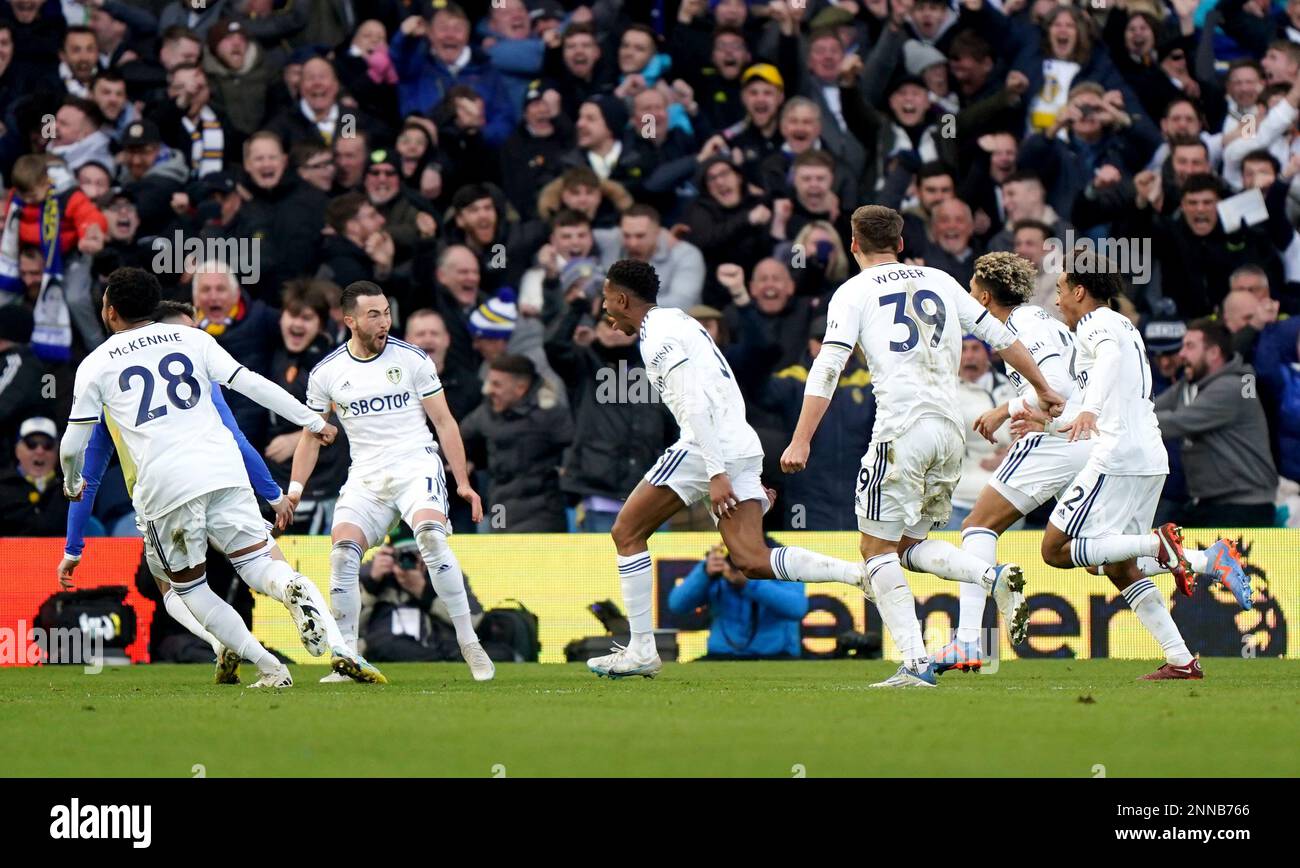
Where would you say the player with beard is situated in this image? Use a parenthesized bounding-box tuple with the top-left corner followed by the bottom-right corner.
(288, 281, 494, 682)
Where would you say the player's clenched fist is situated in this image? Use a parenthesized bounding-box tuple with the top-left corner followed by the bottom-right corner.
(780, 439, 809, 473)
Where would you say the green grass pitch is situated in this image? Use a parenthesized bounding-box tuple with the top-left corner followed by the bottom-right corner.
(3, 659, 1297, 777)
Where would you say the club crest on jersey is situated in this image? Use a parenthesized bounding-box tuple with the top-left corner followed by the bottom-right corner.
(386, 367, 402, 385)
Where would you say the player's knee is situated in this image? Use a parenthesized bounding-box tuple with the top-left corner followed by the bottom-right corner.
(413, 520, 448, 560)
(609, 515, 645, 553)
(330, 540, 363, 586)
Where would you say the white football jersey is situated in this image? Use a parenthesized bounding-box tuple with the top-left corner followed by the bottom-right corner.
(821, 262, 1015, 441)
(1004, 304, 1077, 400)
(68, 323, 251, 520)
(1070, 307, 1168, 475)
(639, 306, 762, 461)
(306, 336, 443, 473)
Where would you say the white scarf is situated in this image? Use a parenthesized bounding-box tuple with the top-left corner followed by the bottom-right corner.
(182, 106, 224, 178)
(300, 99, 340, 146)
(58, 62, 91, 98)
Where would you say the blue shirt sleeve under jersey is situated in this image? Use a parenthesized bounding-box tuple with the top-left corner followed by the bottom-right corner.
(212, 384, 282, 503)
(64, 420, 114, 558)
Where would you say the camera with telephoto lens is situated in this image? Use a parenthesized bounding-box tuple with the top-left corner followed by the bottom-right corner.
(395, 545, 422, 571)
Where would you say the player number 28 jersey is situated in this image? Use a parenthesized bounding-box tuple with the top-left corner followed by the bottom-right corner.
(68, 323, 253, 519)
(820, 263, 1016, 441)
(639, 306, 762, 461)
(306, 337, 443, 473)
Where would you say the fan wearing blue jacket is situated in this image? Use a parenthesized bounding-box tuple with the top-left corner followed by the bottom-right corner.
(55, 301, 351, 685)
(669, 544, 808, 659)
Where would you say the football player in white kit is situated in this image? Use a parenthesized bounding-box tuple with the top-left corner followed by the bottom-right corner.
(780, 206, 1068, 688)
(57, 300, 385, 686)
(60, 268, 348, 689)
(586, 260, 872, 679)
(288, 281, 495, 683)
(934, 253, 1250, 674)
(1040, 258, 1222, 680)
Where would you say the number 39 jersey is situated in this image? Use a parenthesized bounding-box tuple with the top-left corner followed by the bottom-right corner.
(639, 306, 762, 461)
(68, 323, 253, 519)
(821, 263, 1017, 442)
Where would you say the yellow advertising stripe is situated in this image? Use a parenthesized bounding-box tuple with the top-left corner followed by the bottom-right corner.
(254, 530, 1298, 664)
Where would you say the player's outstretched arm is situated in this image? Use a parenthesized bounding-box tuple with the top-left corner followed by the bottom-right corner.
(59, 422, 97, 502)
(60, 422, 114, 589)
(781, 338, 851, 472)
(1063, 337, 1120, 442)
(226, 368, 335, 442)
(423, 392, 483, 523)
(997, 341, 1066, 417)
(287, 413, 329, 510)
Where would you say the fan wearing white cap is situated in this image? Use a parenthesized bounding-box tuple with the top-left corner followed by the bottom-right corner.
(0, 418, 67, 537)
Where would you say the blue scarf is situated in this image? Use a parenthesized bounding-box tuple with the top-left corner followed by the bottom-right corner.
(0, 185, 72, 362)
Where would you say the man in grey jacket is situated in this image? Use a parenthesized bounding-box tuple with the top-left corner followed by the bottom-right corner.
(594, 204, 705, 310)
(1155, 318, 1277, 527)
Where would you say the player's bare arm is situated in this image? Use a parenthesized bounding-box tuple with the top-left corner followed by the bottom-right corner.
(974, 403, 1012, 443)
(781, 394, 832, 473)
(996, 340, 1067, 417)
(286, 409, 331, 510)
(423, 392, 483, 523)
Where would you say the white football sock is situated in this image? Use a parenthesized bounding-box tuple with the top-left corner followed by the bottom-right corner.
(1121, 579, 1193, 666)
(866, 553, 927, 666)
(769, 546, 861, 584)
(228, 543, 288, 602)
(902, 538, 995, 588)
(162, 587, 221, 656)
(329, 540, 363, 650)
(234, 548, 348, 654)
(414, 520, 479, 646)
(1069, 533, 1159, 568)
(957, 528, 997, 642)
(617, 551, 655, 653)
(171, 573, 278, 673)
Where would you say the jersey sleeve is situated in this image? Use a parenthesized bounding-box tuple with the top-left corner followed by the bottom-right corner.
(806, 288, 860, 399)
(645, 318, 690, 379)
(196, 329, 245, 386)
(64, 421, 113, 558)
(305, 367, 330, 414)
(820, 287, 861, 353)
(414, 354, 443, 399)
(212, 384, 282, 502)
(68, 358, 104, 425)
(1076, 318, 1120, 416)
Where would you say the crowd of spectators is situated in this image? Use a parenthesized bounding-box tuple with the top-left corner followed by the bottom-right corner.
(2, 0, 1299, 538)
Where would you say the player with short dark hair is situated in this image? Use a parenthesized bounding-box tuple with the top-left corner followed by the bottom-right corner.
(61, 268, 344, 688)
(289, 280, 495, 683)
(1036, 255, 1216, 680)
(58, 300, 383, 684)
(586, 259, 871, 680)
